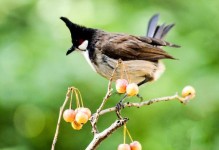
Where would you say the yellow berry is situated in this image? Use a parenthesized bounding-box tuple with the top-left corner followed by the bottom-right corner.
(118, 144, 131, 150)
(63, 109, 76, 122)
(71, 121, 83, 130)
(130, 141, 142, 150)
(75, 111, 89, 124)
(182, 85, 196, 99)
(126, 83, 139, 96)
(116, 79, 128, 93)
(80, 107, 92, 119)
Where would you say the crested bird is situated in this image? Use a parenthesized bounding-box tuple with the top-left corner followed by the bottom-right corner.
(60, 14, 179, 113)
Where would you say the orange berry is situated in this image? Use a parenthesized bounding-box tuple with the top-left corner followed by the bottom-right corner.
(116, 79, 128, 93)
(182, 85, 196, 99)
(80, 107, 92, 118)
(75, 111, 89, 124)
(63, 109, 76, 122)
(130, 141, 142, 150)
(126, 83, 139, 96)
(118, 144, 131, 150)
(71, 121, 83, 130)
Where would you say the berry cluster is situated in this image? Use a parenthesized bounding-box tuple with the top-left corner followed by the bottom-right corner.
(116, 79, 139, 96)
(62, 88, 91, 130)
(63, 107, 91, 130)
(118, 141, 142, 150)
(118, 125, 142, 150)
(115, 62, 139, 96)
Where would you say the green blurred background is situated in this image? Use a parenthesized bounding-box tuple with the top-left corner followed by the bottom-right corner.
(1, 0, 219, 149)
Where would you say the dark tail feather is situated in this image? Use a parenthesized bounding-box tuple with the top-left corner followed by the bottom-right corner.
(146, 14, 175, 40)
(161, 24, 175, 39)
(154, 23, 166, 39)
(147, 14, 159, 38)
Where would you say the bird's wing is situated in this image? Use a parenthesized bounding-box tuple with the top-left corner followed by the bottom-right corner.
(100, 34, 178, 61)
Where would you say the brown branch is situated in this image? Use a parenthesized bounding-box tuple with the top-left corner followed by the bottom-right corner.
(85, 92, 189, 149)
(99, 93, 189, 116)
(86, 118, 128, 150)
(51, 87, 73, 150)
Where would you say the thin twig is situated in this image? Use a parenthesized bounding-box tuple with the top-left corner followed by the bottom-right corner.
(99, 93, 189, 116)
(51, 87, 73, 150)
(90, 60, 121, 134)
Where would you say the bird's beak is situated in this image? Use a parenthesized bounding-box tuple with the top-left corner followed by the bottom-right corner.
(66, 45, 75, 55)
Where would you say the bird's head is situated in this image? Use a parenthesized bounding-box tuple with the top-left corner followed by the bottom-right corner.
(60, 17, 95, 55)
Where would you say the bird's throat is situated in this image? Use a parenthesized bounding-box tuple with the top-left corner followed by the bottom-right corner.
(80, 50, 96, 72)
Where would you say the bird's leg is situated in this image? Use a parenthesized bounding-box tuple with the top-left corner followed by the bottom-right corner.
(137, 77, 149, 87)
(115, 94, 128, 119)
(136, 78, 149, 102)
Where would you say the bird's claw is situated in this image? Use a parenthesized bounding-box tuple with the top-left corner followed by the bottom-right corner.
(116, 100, 125, 110)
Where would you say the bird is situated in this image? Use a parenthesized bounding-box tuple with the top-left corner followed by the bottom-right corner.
(60, 14, 179, 86)
(60, 14, 179, 112)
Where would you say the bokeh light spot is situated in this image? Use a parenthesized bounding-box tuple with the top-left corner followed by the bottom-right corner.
(13, 104, 45, 138)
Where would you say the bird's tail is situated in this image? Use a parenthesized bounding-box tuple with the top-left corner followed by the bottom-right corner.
(146, 14, 175, 40)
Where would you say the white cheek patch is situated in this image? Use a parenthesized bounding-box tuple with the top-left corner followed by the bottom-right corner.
(78, 40, 88, 50)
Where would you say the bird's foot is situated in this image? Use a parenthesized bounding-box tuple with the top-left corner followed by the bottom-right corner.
(116, 100, 125, 111)
(115, 94, 128, 119)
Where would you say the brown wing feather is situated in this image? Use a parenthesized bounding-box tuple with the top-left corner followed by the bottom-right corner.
(100, 33, 175, 61)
